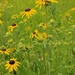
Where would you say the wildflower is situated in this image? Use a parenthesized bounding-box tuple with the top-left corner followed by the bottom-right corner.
(22, 44, 32, 51)
(7, 39, 14, 44)
(55, 28, 60, 32)
(72, 20, 75, 23)
(17, 42, 24, 49)
(50, 18, 55, 24)
(49, 0, 58, 3)
(0, 48, 10, 55)
(26, 26, 31, 30)
(19, 21, 23, 24)
(39, 22, 47, 29)
(68, 31, 72, 35)
(0, 45, 5, 49)
(0, 20, 3, 25)
(42, 32, 48, 39)
(7, 48, 16, 53)
(11, 48, 16, 52)
(5, 58, 20, 72)
(21, 8, 36, 18)
(36, 0, 58, 9)
(30, 54, 34, 57)
(65, 13, 70, 18)
(48, 34, 53, 39)
(72, 25, 75, 28)
(23, 45, 30, 51)
(36, 0, 47, 9)
(8, 23, 18, 32)
(23, 19, 27, 22)
(12, 14, 19, 19)
(5, 32, 11, 37)
(36, 32, 48, 41)
(30, 30, 38, 38)
(71, 7, 75, 11)
(36, 33, 43, 41)
(24, 46, 29, 51)
(20, 38, 24, 41)
(41, 12, 46, 16)
(63, 42, 68, 45)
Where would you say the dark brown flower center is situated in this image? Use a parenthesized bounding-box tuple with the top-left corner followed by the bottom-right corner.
(45, 1, 51, 6)
(42, 23, 45, 26)
(25, 8, 31, 12)
(33, 32, 36, 34)
(25, 46, 28, 50)
(46, 1, 50, 3)
(12, 24, 16, 26)
(9, 60, 15, 65)
(2, 49, 6, 51)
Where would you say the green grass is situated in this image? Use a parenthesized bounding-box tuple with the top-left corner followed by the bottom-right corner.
(0, 0, 75, 75)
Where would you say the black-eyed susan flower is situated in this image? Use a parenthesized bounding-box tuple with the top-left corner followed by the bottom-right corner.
(55, 28, 60, 32)
(36, 0, 58, 9)
(30, 30, 38, 38)
(22, 44, 32, 51)
(42, 32, 48, 39)
(0, 48, 10, 55)
(49, 0, 58, 3)
(39, 22, 47, 29)
(24, 46, 29, 51)
(50, 18, 55, 24)
(21, 8, 36, 18)
(5, 58, 20, 73)
(7, 39, 14, 44)
(6, 48, 16, 53)
(36, 32, 48, 41)
(36, 0, 47, 9)
(22, 45, 30, 51)
(36, 33, 43, 41)
(17, 42, 24, 49)
(8, 23, 18, 32)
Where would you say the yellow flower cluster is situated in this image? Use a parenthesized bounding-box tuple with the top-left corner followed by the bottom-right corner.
(30, 30, 48, 41)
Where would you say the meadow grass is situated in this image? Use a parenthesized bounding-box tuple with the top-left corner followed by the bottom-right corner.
(0, 0, 75, 75)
